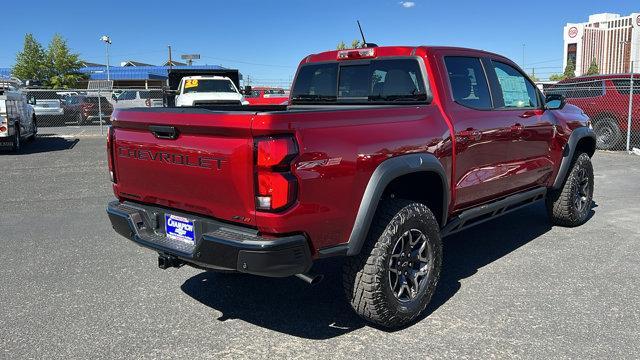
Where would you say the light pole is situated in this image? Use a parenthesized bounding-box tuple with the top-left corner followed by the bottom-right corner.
(620, 40, 634, 152)
(100, 35, 112, 81)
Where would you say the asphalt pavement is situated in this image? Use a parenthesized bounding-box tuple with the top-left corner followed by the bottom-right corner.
(1, 135, 639, 359)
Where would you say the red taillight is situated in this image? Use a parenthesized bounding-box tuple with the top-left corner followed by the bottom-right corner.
(107, 126, 116, 183)
(256, 137, 297, 168)
(0, 126, 6, 132)
(255, 136, 298, 211)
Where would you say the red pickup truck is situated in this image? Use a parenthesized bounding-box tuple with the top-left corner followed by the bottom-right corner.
(106, 46, 596, 328)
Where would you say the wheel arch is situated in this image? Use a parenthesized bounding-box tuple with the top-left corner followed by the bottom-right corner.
(345, 153, 449, 256)
(552, 126, 596, 189)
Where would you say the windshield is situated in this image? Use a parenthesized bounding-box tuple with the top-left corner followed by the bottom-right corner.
(182, 79, 237, 94)
(290, 58, 428, 105)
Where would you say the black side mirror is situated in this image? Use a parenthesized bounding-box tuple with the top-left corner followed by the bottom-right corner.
(243, 85, 252, 95)
(545, 93, 566, 110)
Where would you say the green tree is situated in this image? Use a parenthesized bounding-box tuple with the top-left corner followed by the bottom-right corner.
(563, 58, 576, 79)
(528, 73, 539, 82)
(46, 34, 85, 89)
(586, 58, 599, 75)
(12, 33, 48, 81)
(549, 73, 565, 81)
(337, 39, 363, 50)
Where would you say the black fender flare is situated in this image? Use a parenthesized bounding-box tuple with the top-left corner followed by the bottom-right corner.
(552, 126, 596, 189)
(344, 153, 449, 256)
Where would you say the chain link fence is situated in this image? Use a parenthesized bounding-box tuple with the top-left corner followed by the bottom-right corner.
(544, 71, 639, 152)
(24, 88, 164, 129)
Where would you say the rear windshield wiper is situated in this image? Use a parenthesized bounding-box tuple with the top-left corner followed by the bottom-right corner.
(368, 93, 428, 102)
(291, 94, 337, 103)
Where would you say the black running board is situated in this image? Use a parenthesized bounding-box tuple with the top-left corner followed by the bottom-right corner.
(442, 187, 547, 237)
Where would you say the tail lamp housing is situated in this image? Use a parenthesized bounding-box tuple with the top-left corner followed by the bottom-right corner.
(254, 136, 298, 211)
(107, 126, 116, 183)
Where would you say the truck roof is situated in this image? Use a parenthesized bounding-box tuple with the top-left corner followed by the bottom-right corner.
(180, 75, 232, 80)
(301, 45, 511, 64)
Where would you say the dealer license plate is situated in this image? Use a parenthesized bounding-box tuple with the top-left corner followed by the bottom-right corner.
(165, 214, 195, 243)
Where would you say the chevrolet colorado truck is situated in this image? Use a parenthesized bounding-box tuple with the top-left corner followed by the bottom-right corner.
(106, 46, 596, 328)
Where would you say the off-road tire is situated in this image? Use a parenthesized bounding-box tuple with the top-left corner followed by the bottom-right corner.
(546, 152, 594, 227)
(76, 113, 84, 126)
(594, 117, 622, 150)
(342, 199, 442, 328)
(10, 125, 21, 152)
(27, 116, 37, 141)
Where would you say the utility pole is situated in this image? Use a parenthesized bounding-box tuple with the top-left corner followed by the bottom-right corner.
(168, 45, 172, 69)
(100, 35, 112, 81)
(626, 61, 634, 152)
(522, 44, 526, 68)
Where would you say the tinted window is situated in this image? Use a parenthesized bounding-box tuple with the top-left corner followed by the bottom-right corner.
(291, 63, 338, 100)
(183, 79, 237, 93)
(291, 59, 427, 104)
(444, 56, 492, 109)
(612, 79, 640, 95)
(546, 83, 575, 98)
(569, 80, 605, 98)
(85, 97, 110, 104)
(118, 91, 136, 100)
(492, 61, 539, 108)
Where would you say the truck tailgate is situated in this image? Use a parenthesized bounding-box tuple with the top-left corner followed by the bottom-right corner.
(111, 109, 257, 226)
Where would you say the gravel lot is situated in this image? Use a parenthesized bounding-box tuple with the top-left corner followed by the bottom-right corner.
(1, 135, 639, 359)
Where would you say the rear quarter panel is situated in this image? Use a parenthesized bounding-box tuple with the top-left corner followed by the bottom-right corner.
(253, 105, 451, 252)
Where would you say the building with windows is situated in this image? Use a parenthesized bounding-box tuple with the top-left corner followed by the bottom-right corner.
(563, 12, 640, 76)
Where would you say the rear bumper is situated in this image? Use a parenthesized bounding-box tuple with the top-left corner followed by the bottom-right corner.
(106, 200, 312, 277)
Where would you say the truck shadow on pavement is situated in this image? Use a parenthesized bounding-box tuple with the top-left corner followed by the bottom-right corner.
(15, 136, 79, 154)
(181, 201, 596, 339)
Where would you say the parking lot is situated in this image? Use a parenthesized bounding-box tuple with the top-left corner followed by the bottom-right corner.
(1, 133, 639, 359)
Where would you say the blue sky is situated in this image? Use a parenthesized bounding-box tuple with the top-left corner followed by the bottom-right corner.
(0, 0, 638, 82)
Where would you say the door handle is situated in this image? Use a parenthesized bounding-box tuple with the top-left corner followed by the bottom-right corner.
(519, 110, 543, 118)
(458, 128, 482, 141)
(510, 123, 524, 134)
(149, 125, 178, 139)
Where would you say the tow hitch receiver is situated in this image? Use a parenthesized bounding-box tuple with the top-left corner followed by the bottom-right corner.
(158, 254, 184, 269)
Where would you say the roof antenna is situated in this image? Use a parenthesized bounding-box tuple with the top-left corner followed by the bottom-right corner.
(357, 20, 378, 48)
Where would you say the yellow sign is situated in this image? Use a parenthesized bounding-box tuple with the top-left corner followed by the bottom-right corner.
(184, 79, 199, 89)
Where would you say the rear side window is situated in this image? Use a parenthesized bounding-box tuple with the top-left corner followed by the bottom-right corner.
(492, 61, 539, 109)
(546, 83, 575, 98)
(291, 58, 427, 104)
(444, 57, 492, 110)
(559, 80, 605, 98)
(612, 79, 640, 95)
(291, 63, 338, 100)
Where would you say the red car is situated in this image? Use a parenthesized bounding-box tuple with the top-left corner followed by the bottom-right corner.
(106, 46, 594, 328)
(548, 74, 640, 150)
(63, 95, 113, 125)
(244, 86, 289, 105)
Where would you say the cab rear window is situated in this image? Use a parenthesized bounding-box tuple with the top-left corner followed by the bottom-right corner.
(291, 58, 428, 104)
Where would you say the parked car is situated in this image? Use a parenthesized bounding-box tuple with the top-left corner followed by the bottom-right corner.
(174, 76, 249, 106)
(0, 80, 37, 151)
(111, 90, 163, 109)
(244, 87, 289, 105)
(25, 91, 64, 126)
(63, 95, 113, 125)
(547, 74, 640, 150)
(106, 45, 595, 328)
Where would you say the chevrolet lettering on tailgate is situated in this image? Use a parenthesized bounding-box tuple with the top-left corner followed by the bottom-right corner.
(117, 146, 225, 170)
